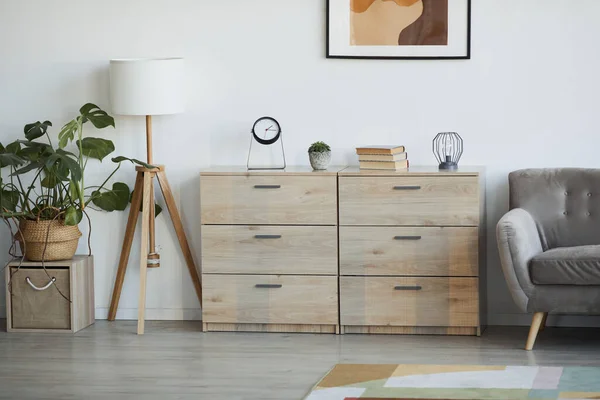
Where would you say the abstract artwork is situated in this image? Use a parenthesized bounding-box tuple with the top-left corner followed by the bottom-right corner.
(327, 0, 471, 59)
(304, 364, 600, 399)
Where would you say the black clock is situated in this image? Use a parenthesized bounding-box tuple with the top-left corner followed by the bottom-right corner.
(247, 116, 286, 170)
(252, 117, 282, 145)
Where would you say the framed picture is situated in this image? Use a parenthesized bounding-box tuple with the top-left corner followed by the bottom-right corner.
(327, 0, 471, 60)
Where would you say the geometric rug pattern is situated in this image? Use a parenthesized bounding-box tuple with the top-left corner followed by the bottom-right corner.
(304, 364, 600, 399)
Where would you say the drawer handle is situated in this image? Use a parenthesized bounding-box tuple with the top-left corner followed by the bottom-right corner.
(394, 236, 422, 241)
(393, 185, 421, 190)
(255, 284, 283, 289)
(394, 285, 422, 291)
(254, 235, 282, 239)
(26, 277, 56, 291)
(254, 185, 281, 189)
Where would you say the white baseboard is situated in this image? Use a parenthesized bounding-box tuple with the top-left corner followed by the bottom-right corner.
(489, 313, 600, 327)
(94, 308, 202, 321)
(0, 305, 202, 321)
(2, 307, 600, 327)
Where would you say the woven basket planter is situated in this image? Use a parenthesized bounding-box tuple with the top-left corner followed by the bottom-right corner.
(16, 219, 82, 261)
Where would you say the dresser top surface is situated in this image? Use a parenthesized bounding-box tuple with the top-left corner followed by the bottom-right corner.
(339, 166, 484, 177)
(200, 166, 347, 176)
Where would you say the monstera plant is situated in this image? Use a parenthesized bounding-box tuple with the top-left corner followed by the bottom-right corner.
(0, 103, 152, 261)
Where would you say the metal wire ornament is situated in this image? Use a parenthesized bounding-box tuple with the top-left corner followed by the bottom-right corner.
(433, 132, 463, 170)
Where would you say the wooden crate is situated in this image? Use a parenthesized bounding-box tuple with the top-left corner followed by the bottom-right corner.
(5, 256, 95, 333)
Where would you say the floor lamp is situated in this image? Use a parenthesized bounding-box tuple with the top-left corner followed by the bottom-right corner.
(107, 58, 202, 334)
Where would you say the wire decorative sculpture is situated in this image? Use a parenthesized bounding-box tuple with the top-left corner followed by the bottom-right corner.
(433, 132, 463, 170)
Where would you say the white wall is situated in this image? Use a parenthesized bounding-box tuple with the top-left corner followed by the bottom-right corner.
(2, 0, 600, 326)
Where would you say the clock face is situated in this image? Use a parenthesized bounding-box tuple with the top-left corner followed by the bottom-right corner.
(252, 117, 281, 145)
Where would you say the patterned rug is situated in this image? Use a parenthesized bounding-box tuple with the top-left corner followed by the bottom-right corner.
(304, 364, 600, 399)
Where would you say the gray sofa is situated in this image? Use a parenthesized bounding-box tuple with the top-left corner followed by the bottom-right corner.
(497, 169, 600, 350)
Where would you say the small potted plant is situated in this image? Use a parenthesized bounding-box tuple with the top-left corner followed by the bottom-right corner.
(308, 141, 331, 171)
(0, 103, 153, 261)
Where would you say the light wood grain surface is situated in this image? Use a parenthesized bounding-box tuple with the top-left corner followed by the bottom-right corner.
(342, 326, 478, 335)
(204, 323, 337, 334)
(108, 172, 144, 321)
(202, 275, 338, 326)
(200, 166, 346, 176)
(339, 175, 480, 226)
(72, 256, 95, 333)
(339, 226, 479, 277)
(339, 166, 483, 176)
(6, 256, 94, 333)
(202, 225, 338, 275)
(340, 276, 479, 328)
(137, 171, 152, 335)
(1, 320, 600, 400)
(201, 175, 338, 225)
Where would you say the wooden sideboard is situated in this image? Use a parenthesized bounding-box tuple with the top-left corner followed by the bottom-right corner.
(338, 166, 486, 336)
(200, 166, 486, 336)
(199, 167, 343, 333)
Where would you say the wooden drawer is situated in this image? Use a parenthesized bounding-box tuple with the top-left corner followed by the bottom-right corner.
(339, 176, 479, 226)
(200, 175, 337, 225)
(202, 225, 337, 275)
(202, 275, 338, 325)
(340, 226, 478, 277)
(340, 277, 478, 327)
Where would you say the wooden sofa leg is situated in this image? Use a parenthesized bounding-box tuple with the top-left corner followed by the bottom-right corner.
(525, 312, 545, 350)
(539, 313, 548, 331)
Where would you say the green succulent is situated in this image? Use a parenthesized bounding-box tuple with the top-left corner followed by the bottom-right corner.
(308, 141, 331, 153)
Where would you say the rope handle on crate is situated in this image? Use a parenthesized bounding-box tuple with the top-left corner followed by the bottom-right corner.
(26, 277, 56, 291)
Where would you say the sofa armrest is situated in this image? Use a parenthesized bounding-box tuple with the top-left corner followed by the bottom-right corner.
(496, 208, 542, 312)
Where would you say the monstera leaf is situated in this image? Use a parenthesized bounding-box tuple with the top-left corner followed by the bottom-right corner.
(5, 141, 21, 155)
(0, 153, 25, 168)
(77, 137, 115, 161)
(41, 162, 69, 188)
(24, 121, 52, 141)
(0, 189, 20, 212)
(11, 161, 44, 176)
(0, 141, 25, 168)
(64, 206, 83, 226)
(111, 156, 155, 169)
(45, 149, 82, 182)
(91, 182, 130, 212)
(58, 119, 78, 149)
(80, 103, 115, 129)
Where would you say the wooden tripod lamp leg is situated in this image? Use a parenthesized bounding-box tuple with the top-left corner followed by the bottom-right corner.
(137, 171, 153, 335)
(146, 115, 160, 269)
(108, 172, 145, 321)
(156, 170, 203, 305)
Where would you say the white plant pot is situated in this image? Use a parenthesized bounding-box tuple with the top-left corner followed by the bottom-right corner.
(309, 151, 331, 170)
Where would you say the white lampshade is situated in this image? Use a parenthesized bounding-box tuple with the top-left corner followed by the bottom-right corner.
(109, 58, 184, 116)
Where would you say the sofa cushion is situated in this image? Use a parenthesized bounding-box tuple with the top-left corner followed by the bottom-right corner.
(530, 245, 600, 285)
(510, 169, 600, 250)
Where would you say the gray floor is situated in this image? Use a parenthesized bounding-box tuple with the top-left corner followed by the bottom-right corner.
(0, 321, 599, 400)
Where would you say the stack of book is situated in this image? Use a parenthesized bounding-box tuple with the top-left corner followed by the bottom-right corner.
(356, 145, 408, 170)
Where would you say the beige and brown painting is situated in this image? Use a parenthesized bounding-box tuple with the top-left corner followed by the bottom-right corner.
(350, 0, 448, 46)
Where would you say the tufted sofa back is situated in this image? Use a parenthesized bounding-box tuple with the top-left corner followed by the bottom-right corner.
(509, 169, 600, 250)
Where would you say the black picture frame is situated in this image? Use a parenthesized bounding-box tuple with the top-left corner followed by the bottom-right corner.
(326, 0, 471, 60)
